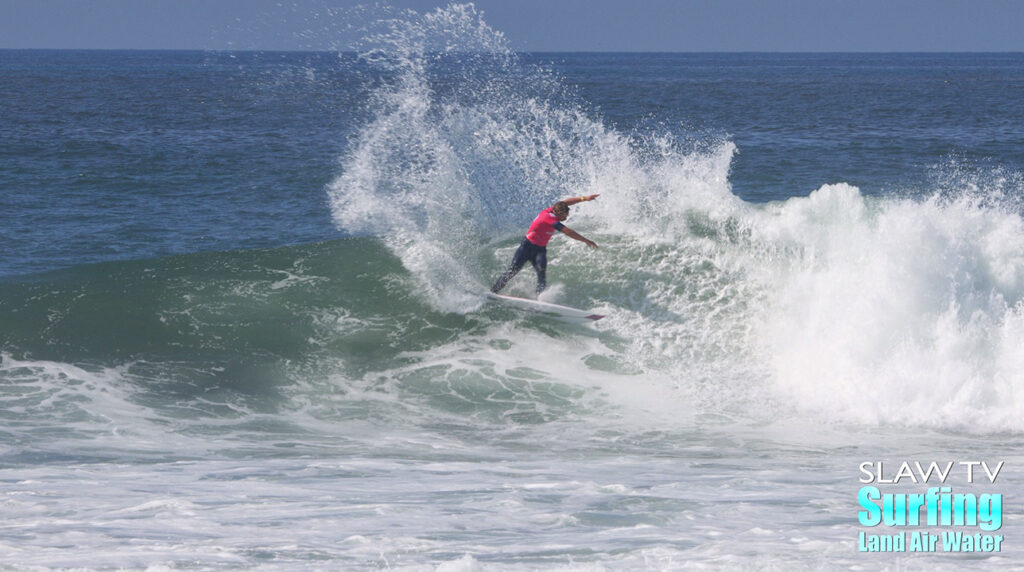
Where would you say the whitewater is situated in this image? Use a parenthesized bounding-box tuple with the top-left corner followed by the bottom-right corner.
(2, 4, 1024, 570)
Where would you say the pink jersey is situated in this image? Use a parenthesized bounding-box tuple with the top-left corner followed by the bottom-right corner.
(525, 207, 565, 247)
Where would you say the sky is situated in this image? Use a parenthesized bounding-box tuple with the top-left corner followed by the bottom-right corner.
(1, 0, 1023, 52)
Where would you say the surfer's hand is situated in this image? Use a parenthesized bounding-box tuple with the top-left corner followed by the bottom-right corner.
(586, 240, 598, 248)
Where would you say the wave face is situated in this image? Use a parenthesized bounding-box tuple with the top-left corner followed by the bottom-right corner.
(7, 183, 1024, 438)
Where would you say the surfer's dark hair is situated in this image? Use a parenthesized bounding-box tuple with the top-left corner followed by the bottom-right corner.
(552, 201, 569, 216)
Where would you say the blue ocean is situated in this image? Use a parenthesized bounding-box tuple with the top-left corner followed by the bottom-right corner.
(2, 5, 1024, 570)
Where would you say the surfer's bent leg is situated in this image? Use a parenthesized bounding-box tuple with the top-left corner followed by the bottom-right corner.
(491, 239, 530, 293)
(532, 247, 548, 294)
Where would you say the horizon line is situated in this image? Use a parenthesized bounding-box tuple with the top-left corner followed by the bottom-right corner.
(3, 47, 1024, 55)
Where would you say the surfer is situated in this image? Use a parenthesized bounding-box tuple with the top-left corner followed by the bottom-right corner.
(491, 194, 600, 295)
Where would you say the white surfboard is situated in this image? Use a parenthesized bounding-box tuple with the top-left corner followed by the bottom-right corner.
(486, 292, 605, 322)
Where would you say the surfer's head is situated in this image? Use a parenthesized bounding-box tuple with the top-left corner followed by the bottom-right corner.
(552, 202, 569, 220)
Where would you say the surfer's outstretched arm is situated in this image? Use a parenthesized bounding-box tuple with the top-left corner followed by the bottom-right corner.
(561, 194, 599, 206)
(560, 226, 598, 248)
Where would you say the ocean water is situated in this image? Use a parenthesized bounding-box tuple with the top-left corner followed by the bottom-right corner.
(3, 5, 1024, 570)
